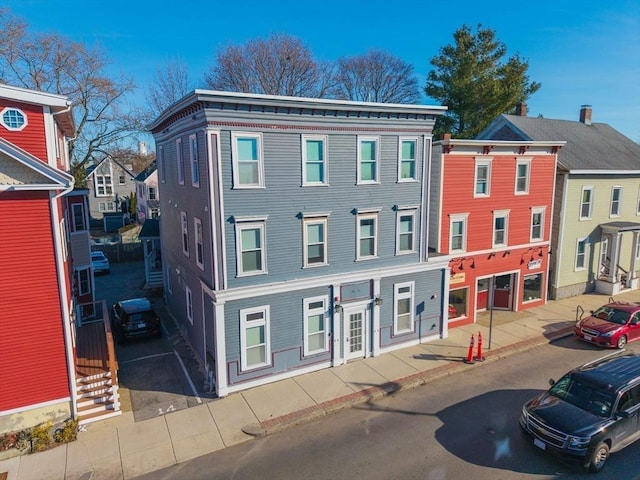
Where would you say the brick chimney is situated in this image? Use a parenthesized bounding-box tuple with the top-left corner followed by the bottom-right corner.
(441, 133, 451, 140)
(579, 105, 592, 125)
(515, 102, 527, 116)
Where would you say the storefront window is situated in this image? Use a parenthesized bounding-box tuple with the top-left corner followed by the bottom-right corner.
(448, 288, 468, 319)
(523, 273, 542, 302)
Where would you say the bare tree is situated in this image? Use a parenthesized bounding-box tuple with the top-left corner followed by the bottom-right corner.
(332, 50, 420, 103)
(0, 8, 141, 171)
(145, 58, 191, 118)
(204, 33, 334, 98)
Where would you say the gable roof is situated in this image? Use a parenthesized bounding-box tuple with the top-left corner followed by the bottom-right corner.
(135, 161, 157, 182)
(0, 137, 73, 190)
(479, 114, 640, 172)
(85, 156, 137, 179)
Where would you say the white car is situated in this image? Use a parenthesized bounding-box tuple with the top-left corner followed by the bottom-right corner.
(91, 251, 110, 274)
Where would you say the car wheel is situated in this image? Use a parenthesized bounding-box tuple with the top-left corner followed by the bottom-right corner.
(616, 335, 627, 349)
(586, 442, 609, 473)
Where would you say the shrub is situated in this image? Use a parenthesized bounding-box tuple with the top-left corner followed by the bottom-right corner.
(53, 418, 78, 444)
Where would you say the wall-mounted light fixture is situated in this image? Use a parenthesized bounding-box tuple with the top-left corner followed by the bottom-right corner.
(374, 295, 383, 306)
(334, 297, 343, 313)
(451, 256, 476, 272)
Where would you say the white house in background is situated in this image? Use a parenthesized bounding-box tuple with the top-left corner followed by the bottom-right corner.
(135, 160, 159, 223)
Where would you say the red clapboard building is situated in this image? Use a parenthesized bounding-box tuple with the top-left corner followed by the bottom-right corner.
(0, 84, 118, 435)
(429, 136, 564, 327)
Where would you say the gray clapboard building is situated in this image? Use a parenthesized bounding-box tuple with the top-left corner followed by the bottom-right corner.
(149, 90, 449, 396)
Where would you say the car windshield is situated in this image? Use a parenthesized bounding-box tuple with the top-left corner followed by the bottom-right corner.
(549, 375, 615, 417)
(592, 306, 630, 325)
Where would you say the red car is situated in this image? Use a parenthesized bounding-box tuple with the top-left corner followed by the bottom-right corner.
(574, 302, 640, 349)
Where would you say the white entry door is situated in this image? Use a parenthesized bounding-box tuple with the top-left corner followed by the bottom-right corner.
(344, 306, 367, 361)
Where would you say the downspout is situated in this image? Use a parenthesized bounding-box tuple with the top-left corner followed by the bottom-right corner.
(50, 182, 79, 419)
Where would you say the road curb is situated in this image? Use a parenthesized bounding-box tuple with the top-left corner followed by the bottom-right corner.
(256, 327, 575, 436)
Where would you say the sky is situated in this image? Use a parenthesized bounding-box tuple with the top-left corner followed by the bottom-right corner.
(4, 0, 640, 143)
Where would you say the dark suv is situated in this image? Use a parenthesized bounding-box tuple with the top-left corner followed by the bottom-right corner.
(520, 352, 640, 472)
(111, 297, 161, 342)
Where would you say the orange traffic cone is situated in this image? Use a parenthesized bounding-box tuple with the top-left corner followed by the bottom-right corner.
(475, 331, 485, 362)
(464, 334, 475, 364)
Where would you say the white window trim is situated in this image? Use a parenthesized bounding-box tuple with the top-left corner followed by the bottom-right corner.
(0, 107, 27, 131)
(95, 174, 113, 197)
(610, 186, 622, 217)
(240, 305, 271, 371)
(396, 209, 417, 255)
(514, 158, 531, 195)
(397, 137, 418, 182)
(176, 138, 185, 185)
(235, 221, 267, 276)
(357, 136, 380, 185)
(575, 237, 588, 271)
(76, 268, 91, 296)
(303, 216, 328, 267)
(530, 207, 545, 242)
(181, 211, 189, 257)
(303, 295, 329, 356)
(580, 185, 593, 220)
(393, 281, 415, 335)
(473, 157, 492, 197)
(72, 203, 86, 232)
(636, 186, 640, 216)
(149, 187, 157, 200)
(357, 213, 379, 260)
(189, 134, 200, 187)
(232, 132, 265, 188)
(492, 209, 510, 248)
(449, 213, 469, 253)
(194, 217, 204, 270)
(185, 286, 193, 325)
(302, 134, 328, 186)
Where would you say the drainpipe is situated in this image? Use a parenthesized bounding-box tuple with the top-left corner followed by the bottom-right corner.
(50, 182, 79, 420)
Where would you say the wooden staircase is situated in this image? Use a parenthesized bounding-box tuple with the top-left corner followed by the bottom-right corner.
(76, 371, 121, 425)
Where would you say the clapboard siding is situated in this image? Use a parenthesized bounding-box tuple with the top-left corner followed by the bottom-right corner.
(0, 100, 48, 162)
(0, 191, 69, 410)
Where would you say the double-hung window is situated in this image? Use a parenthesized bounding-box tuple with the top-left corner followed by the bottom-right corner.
(357, 210, 379, 260)
(394, 282, 414, 334)
(450, 214, 468, 253)
(76, 268, 90, 296)
(396, 208, 417, 254)
(576, 237, 588, 270)
(303, 215, 328, 267)
(194, 218, 204, 270)
(358, 136, 379, 184)
(181, 212, 189, 256)
(493, 210, 509, 247)
(240, 306, 270, 371)
(580, 186, 593, 220)
(398, 138, 417, 182)
(530, 207, 545, 242)
(303, 296, 329, 356)
(235, 217, 267, 276)
(474, 159, 492, 197)
(189, 134, 199, 187)
(96, 175, 113, 196)
(72, 203, 86, 232)
(149, 187, 157, 200)
(610, 186, 622, 217)
(176, 138, 184, 185)
(232, 133, 264, 188)
(515, 159, 530, 194)
(302, 135, 327, 185)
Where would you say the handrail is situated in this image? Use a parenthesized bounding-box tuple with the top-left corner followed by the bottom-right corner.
(576, 305, 584, 323)
(100, 300, 119, 384)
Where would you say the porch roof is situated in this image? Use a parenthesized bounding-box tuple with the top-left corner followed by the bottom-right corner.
(600, 221, 640, 233)
(139, 218, 160, 238)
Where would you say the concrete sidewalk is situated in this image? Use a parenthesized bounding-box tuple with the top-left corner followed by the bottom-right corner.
(2, 290, 638, 480)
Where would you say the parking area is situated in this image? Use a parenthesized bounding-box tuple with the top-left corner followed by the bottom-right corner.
(94, 260, 214, 422)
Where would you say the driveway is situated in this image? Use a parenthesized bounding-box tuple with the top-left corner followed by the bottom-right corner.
(94, 260, 214, 422)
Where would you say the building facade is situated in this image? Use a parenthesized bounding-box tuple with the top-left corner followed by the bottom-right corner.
(429, 138, 564, 327)
(0, 84, 92, 433)
(480, 105, 640, 299)
(149, 90, 449, 396)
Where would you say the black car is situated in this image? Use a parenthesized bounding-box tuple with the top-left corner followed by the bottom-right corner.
(520, 351, 640, 473)
(111, 297, 161, 342)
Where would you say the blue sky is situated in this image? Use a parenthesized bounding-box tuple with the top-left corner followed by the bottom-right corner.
(5, 0, 640, 142)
